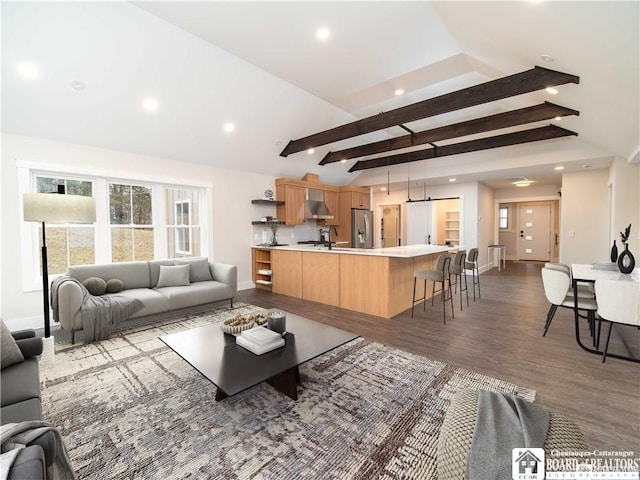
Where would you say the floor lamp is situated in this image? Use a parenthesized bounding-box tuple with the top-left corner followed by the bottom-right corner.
(23, 188, 96, 362)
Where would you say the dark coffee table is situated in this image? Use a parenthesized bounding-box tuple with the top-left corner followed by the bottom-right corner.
(159, 312, 359, 401)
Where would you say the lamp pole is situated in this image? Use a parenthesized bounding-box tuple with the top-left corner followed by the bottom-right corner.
(40, 220, 51, 338)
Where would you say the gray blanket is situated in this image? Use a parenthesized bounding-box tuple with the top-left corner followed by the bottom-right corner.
(1, 421, 76, 480)
(465, 390, 549, 480)
(50, 275, 143, 343)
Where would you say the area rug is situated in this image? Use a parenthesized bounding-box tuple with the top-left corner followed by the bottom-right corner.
(41, 304, 535, 479)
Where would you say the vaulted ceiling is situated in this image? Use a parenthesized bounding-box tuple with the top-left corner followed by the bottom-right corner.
(2, 1, 638, 190)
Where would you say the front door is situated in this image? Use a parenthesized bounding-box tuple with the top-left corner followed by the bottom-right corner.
(517, 203, 551, 261)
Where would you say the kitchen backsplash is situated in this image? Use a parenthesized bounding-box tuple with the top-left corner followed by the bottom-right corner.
(252, 222, 322, 246)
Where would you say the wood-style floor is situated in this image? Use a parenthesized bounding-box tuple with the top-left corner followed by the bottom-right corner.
(236, 262, 640, 451)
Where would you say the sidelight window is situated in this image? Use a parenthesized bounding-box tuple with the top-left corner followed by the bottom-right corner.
(499, 207, 508, 229)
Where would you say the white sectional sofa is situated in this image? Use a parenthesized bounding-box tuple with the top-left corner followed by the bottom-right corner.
(53, 257, 237, 343)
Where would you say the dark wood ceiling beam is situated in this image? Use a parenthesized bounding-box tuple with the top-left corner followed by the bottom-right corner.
(281, 66, 579, 157)
(320, 102, 578, 164)
(347, 125, 578, 172)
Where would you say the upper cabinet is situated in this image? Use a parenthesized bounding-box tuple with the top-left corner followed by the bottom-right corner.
(350, 191, 370, 209)
(276, 184, 306, 225)
(320, 190, 339, 226)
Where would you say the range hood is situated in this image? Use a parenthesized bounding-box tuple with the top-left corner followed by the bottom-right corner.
(304, 188, 334, 220)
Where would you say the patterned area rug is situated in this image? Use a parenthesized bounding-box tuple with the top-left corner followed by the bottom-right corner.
(41, 304, 535, 479)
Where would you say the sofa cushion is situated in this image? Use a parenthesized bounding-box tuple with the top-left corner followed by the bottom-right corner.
(82, 277, 107, 296)
(106, 278, 124, 293)
(174, 257, 213, 282)
(1, 358, 40, 411)
(156, 265, 190, 288)
(148, 260, 176, 288)
(155, 281, 233, 310)
(69, 262, 151, 289)
(1, 319, 24, 369)
(105, 288, 170, 319)
(7, 445, 46, 480)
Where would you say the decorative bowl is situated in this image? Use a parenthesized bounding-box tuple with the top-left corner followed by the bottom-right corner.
(220, 315, 255, 334)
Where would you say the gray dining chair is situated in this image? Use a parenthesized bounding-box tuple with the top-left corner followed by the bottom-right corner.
(449, 250, 469, 311)
(594, 279, 640, 363)
(464, 248, 480, 301)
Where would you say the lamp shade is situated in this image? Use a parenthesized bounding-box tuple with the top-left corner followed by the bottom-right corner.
(23, 193, 96, 224)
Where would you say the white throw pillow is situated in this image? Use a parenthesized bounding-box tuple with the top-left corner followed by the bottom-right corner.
(1, 318, 24, 368)
(156, 265, 191, 288)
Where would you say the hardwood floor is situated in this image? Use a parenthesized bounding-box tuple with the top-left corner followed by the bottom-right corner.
(236, 262, 640, 451)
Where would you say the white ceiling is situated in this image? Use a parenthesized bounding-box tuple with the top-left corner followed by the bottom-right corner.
(2, 1, 638, 191)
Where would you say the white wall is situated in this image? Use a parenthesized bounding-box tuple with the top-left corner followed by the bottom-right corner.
(1, 133, 277, 326)
(559, 169, 610, 264)
(608, 157, 640, 255)
(477, 183, 495, 270)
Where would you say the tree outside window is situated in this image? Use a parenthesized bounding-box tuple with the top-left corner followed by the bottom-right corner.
(109, 183, 154, 262)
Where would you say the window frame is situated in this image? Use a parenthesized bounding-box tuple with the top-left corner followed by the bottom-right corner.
(18, 160, 212, 292)
(174, 199, 193, 255)
(499, 206, 509, 229)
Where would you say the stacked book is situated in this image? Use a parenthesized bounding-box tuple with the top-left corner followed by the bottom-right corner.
(236, 327, 285, 355)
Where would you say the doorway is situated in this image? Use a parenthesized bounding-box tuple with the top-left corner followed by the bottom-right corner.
(517, 202, 553, 261)
(381, 205, 401, 247)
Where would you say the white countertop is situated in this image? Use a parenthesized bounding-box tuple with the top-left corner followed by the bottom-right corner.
(254, 243, 458, 258)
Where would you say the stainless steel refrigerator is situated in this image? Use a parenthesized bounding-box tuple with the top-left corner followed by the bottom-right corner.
(351, 209, 374, 248)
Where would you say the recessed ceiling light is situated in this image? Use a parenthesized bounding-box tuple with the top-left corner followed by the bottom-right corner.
(582, 164, 591, 168)
(545, 87, 558, 95)
(17, 61, 39, 79)
(380, 187, 387, 191)
(554, 166, 565, 171)
(275, 140, 283, 146)
(142, 98, 159, 112)
(514, 180, 533, 187)
(71, 80, 85, 91)
(540, 54, 554, 62)
(340, 159, 347, 164)
(316, 27, 330, 41)
(223, 122, 235, 133)
(554, 116, 562, 121)
(394, 89, 404, 96)
(449, 178, 457, 182)
(307, 148, 315, 155)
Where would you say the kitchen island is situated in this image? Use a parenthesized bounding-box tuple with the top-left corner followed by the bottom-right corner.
(252, 244, 457, 318)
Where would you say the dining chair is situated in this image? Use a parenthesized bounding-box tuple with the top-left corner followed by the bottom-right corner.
(464, 248, 481, 301)
(540, 267, 598, 337)
(412, 253, 454, 323)
(594, 279, 640, 363)
(449, 250, 469, 311)
(544, 263, 595, 298)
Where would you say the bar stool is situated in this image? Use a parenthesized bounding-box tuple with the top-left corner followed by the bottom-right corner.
(465, 248, 481, 301)
(449, 250, 469, 311)
(412, 253, 454, 323)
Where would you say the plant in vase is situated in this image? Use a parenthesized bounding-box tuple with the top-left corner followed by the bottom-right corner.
(266, 219, 281, 246)
(617, 224, 635, 274)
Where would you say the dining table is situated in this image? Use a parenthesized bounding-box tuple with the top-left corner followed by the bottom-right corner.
(571, 263, 640, 363)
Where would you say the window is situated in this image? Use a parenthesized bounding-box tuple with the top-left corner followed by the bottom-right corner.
(35, 176, 95, 275)
(109, 183, 154, 262)
(166, 188, 202, 258)
(499, 207, 508, 229)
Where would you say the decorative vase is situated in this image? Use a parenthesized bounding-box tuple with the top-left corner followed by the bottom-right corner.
(610, 240, 618, 262)
(270, 232, 278, 246)
(617, 243, 635, 274)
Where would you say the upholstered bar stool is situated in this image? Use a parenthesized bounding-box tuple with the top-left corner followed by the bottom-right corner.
(412, 253, 454, 323)
(465, 248, 481, 301)
(449, 250, 469, 311)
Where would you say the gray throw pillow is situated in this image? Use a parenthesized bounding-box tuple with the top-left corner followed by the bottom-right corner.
(82, 277, 107, 296)
(156, 265, 191, 288)
(106, 278, 124, 294)
(1, 318, 24, 369)
(174, 257, 213, 282)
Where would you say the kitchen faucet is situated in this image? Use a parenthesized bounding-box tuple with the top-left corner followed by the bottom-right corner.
(319, 227, 339, 250)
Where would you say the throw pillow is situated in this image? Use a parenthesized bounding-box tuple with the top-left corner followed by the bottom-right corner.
(106, 278, 124, 294)
(156, 264, 191, 288)
(82, 277, 107, 296)
(174, 257, 213, 282)
(1, 318, 24, 369)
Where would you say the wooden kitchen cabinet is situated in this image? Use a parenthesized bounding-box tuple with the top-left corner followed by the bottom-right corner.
(351, 191, 370, 209)
(302, 251, 340, 306)
(271, 249, 303, 298)
(276, 184, 305, 225)
(318, 190, 339, 226)
(252, 247, 273, 291)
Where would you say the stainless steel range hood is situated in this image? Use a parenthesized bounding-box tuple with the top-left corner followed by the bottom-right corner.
(304, 188, 334, 220)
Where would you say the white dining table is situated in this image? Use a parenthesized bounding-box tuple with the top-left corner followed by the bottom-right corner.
(570, 263, 640, 363)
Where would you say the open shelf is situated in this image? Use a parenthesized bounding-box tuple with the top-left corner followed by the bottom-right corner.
(251, 199, 284, 206)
